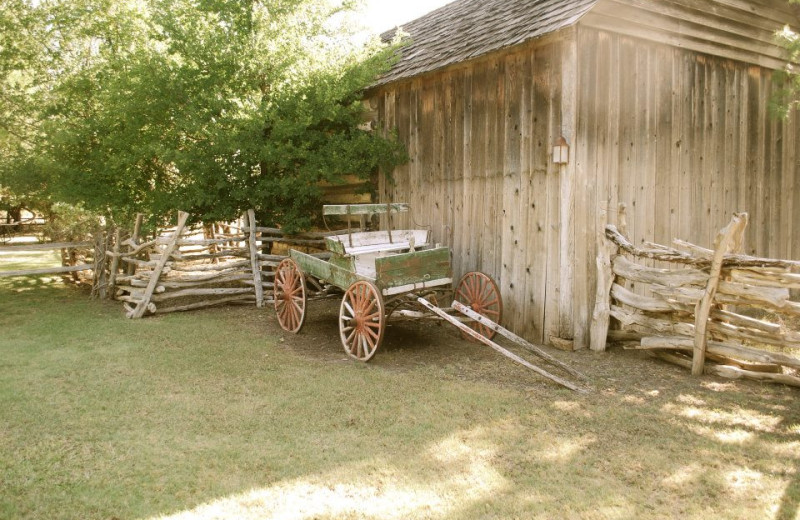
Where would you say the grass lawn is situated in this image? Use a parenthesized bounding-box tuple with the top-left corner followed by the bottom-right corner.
(1, 251, 799, 519)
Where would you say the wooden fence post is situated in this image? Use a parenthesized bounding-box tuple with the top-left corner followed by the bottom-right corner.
(127, 213, 144, 276)
(130, 211, 189, 319)
(107, 228, 121, 298)
(91, 230, 108, 299)
(691, 213, 748, 376)
(247, 210, 264, 308)
(590, 230, 618, 352)
(589, 204, 623, 352)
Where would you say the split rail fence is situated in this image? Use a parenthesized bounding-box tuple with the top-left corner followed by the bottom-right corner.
(0, 241, 94, 279)
(591, 211, 800, 388)
(111, 210, 335, 318)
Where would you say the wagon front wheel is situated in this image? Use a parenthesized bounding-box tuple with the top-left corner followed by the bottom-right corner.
(455, 271, 502, 340)
(274, 258, 307, 333)
(340, 281, 385, 362)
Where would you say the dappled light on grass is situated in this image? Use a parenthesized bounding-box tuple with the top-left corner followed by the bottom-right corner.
(701, 381, 738, 392)
(662, 463, 702, 488)
(538, 434, 597, 463)
(0, 247, 66, 293)
(712, 429, 754, 444)
(662, 403, 782, 432)
(151, 427, 506, 520)
(725, 468, 766, 495)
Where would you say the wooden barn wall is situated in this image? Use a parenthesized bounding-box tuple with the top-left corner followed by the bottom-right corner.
(375, 37, 569, 344)
(572, 26, 800, 349)
(583, 0, 799, 71)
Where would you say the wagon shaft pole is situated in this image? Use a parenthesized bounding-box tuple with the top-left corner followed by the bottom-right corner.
(416, 297, 587, 393)
(452, 301, 587, 381)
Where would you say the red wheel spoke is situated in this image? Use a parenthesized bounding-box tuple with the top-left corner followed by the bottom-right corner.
(478, 281, 492, 302)
(480, 296, 499, 309)
(364, 327, 379, 342)
(466, 275, 478, 301)
(291, 300, 303, 315)
(343, 301, 356, 319)
(362, 335, 373, 355)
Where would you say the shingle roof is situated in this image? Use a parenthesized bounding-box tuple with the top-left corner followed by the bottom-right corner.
(375, 0, 598, 85)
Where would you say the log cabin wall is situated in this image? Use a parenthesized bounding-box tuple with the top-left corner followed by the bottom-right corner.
(374, 36, 571, 345)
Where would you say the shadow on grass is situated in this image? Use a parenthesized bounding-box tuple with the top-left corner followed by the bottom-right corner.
(0, 275, 66, 292)
(2, 283, 799, 520)
(776, 459, 800, 520)
(141, 373, 800, 520)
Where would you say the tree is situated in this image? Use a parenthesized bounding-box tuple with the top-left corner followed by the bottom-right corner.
(1, 0, 406, 231)
(774, 1, 800, 118)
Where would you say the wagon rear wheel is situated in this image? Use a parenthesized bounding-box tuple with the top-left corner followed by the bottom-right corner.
(339, 281, 385, 362)
(455, 271, 502, 340)
(274, 258, 307, 333)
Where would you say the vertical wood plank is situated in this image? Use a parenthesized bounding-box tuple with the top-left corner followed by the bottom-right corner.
(516, 49, 534, 340)
(654, 46, 673, 251)
(451, 70, 466, 275)
(501, 50, 523, 333)
(461, 67, 475, 274)
(568, 27, 588, 347)
(484, 56, 502, 285)
(433, 73, 446, 244)
(528, 46, 550, 344)
(670, 49, 684, 252)
(543, 43, 562, 341)
(470, 62, 487, 272)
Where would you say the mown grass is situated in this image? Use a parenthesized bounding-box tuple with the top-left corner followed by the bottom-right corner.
(1, 251, 799, 519)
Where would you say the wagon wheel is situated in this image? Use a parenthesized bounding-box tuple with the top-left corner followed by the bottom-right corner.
(339, 281, 385, 362)
(274, 258, 307, 333)
(454, 271, 502, 340)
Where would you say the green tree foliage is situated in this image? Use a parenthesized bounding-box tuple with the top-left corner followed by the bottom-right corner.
(774, 1, 800, 118)
(0, 0, 406, 231)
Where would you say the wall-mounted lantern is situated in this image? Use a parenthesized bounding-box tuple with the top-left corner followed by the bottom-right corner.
(552, 136, 570, 165)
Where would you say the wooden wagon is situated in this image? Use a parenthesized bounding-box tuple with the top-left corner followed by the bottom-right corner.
(273, 203, 503, 361)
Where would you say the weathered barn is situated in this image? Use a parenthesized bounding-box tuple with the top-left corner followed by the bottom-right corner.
(367, 0, 800, 349)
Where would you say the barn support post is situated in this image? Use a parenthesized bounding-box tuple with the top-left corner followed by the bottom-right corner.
(559, 26, 579, 347)
(691, 213, 749, 375)
(247, 209, 265, 308)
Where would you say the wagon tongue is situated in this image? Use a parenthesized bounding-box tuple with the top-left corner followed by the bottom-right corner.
(416, 296, 588, 393)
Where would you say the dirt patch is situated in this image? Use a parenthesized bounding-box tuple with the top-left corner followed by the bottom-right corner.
(255, 299, 795, 400)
